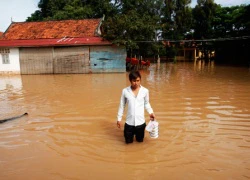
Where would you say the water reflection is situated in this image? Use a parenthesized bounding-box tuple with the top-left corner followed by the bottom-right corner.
(1, 62, 250, 179)
(194, 59, 215, 74)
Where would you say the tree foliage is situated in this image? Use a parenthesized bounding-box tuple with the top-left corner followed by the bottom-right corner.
(192, 0, 217, 39)
(27, 0, 116, 21)
(26, 0, 250, 58)
(102, 0, 164, 57)
(161, 0, 192, 40)
(211, 5, 250, 38)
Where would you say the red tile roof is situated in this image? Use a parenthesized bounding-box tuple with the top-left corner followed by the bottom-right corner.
(3, 19, 102, 40)
(0, 32, 3, 39)
(0, 37, 111, 47)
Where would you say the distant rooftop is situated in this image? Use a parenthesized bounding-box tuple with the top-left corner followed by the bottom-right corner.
(3, 19, 102, 40)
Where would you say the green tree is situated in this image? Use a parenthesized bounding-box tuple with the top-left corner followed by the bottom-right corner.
(162, 0, 192, 40)
(161, 0, 176, 39)
(27, 0, 116, 21)
(174, 0, 192, 39)
(212, 5, 250, 38)
(102, 0, 164, 57)
(212, 6, 234, 38)
(26, 0, 250, 60)
(231, 5, 250, 36)
(192, 0, 217, 39)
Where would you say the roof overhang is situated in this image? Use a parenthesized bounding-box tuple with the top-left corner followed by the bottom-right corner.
(0, 37, 112, 48)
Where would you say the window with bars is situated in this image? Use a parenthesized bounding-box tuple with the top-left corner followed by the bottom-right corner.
(0, 48, 10, 64)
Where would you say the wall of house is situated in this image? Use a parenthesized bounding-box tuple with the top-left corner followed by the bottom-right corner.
(1, 45, 126, 75)
(0, 48, 20, 74)
(90, 46, 126, 73)
(20, 47, 53, 74)
(176, 48, 198, 61)
(54, 46, 90, 74)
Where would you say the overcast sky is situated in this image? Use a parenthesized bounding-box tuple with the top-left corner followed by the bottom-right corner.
(0, 0, 250, 32)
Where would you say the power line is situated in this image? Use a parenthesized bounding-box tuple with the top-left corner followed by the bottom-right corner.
(132, 36, 250, 43)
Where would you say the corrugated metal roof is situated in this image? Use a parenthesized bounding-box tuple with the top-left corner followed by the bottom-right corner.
(0, 37, 111, 47)
(3, 19, 101, 40)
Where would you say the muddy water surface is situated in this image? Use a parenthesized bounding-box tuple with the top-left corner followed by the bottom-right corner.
(1, 61, 250, 179)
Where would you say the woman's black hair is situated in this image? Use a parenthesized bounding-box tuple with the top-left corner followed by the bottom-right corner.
(129, 71, 141, 81)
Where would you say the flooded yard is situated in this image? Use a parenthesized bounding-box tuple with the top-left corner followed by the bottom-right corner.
(0, 61, 250, 179)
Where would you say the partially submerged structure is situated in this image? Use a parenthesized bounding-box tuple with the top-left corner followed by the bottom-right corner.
(0, 18, 126, 74)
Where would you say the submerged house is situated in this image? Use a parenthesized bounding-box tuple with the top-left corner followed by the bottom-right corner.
(176, 47, 199, 61)
(0, 18, 126, 74)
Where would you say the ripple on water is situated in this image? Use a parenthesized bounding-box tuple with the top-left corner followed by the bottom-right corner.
(1, 63, 250, 179)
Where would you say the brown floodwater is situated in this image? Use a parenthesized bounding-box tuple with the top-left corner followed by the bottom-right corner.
(1, 61, 250, 179)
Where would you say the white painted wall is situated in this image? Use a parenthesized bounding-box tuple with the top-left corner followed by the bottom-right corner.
(0, 48, 20, 74)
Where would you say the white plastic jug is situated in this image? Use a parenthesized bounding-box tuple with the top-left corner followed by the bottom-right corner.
(146, 120, 159, 138)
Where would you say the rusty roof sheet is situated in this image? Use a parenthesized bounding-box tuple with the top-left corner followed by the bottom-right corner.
(0, 37, 112, 47)
(3, 19, 101, 40)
